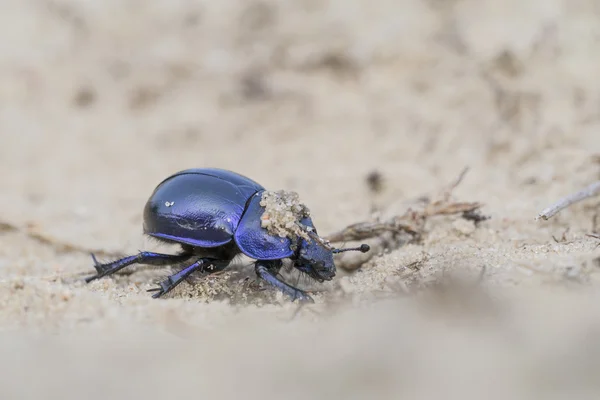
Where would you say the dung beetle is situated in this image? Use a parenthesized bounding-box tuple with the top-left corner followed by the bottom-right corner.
(85, 168, 370, 302)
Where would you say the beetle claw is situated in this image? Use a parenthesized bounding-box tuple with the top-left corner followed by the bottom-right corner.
(293, 291, 314, 303)
(89, 253, 113, 276)
(90, 253, 100, 266)
(89, 253, 109, 275)
(149, 288, 166, 299)
(147, 281, 169, 296)
(84, 274, 101, 283)
(147, 283, 169, 299)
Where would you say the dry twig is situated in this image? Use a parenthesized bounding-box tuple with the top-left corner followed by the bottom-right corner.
(537, 180, 600, 221)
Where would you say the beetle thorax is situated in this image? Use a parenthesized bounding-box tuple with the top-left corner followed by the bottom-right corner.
(259, 190, 311, 241)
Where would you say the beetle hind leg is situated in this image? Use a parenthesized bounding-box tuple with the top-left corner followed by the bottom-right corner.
(255, 260, 314, 303)
(85, 251, 194, 283)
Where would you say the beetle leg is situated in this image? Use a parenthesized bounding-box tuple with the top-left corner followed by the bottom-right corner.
(147, 259, 229, 299)
(85, 251, 194, 283)
(255, 260, 314, 303)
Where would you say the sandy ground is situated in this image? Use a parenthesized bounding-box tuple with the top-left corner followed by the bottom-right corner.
(2, 0, 600, 399)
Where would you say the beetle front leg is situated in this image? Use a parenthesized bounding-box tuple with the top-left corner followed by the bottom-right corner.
(254, 260, 314, 303)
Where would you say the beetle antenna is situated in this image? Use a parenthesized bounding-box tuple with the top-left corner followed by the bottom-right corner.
(332, 244, 370, 254)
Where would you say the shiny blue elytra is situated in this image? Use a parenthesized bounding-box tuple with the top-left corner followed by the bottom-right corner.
(84, 168, 370, 302)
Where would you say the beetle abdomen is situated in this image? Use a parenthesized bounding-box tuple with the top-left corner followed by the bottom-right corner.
(143, 172, 257, 248)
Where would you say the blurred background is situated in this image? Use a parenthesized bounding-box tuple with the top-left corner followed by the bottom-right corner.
(1, 0, 598, 251)
(1, 0, 600, 399)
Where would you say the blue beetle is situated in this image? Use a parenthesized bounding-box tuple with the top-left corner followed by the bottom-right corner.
(85, 168, 369, 302)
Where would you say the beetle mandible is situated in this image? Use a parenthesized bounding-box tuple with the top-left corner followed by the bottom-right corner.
(85, 168, 370, 302)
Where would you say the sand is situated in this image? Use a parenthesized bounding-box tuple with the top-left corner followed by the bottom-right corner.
(2, 0, 600, 399)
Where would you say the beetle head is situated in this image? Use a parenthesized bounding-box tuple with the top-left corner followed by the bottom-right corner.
(294, 232, 336, 282)
(294, 231, 370, 282)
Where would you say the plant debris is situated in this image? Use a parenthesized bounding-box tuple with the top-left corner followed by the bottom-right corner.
(326, 167, 486, 271)
(462, 209, 491, 224)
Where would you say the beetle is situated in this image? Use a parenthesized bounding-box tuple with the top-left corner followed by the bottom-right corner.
(85, 168, 370, 302)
